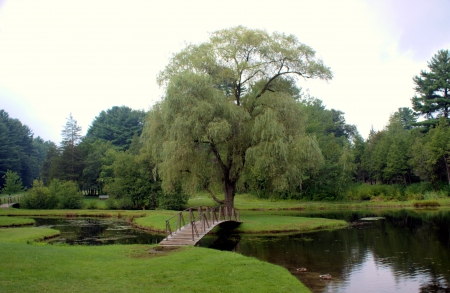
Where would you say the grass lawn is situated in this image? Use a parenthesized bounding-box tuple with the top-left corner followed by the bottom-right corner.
(0, 227, 60, 243)
(0, 217, 35, 227)
(187, 193, 450, 210)
(238, 211, 347, 233)
(0, 228, 310, 293)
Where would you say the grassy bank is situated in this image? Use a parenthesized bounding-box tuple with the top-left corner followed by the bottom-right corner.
(0, 217, 35, 227)
(0, 227, 60, 243)
(0, 229, 310, 293)
(238, 211, 347, 233)
(187, 193, 450, 211)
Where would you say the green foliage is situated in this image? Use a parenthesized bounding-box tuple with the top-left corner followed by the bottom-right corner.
(86, 200, 99, 210)
(85, 106, 146, 151)
(49, 179, 84, 209)
(157, 185, 190, 210)
(413, 200, 440, 208)
(411, 49, 450, 128)
(410, 118, 450, 185)
(101, 151, 161, 210)
(22, 180, 59, 209)
(0, 110, 39, 188)
(345, 184, 405, 201)
(146, 26, 332, 208)
(1, 170, 24, 195)
(389, 107, 417, 130)
(404, 182, 434, 200)
(44, 113, 86, 185)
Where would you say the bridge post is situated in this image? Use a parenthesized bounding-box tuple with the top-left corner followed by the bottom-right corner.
(165, 220, 169, 239)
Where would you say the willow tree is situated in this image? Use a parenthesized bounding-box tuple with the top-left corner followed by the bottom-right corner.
(144, 26, 332, 208)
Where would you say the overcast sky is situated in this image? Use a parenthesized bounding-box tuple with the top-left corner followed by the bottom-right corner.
(1, 0, 449, 143)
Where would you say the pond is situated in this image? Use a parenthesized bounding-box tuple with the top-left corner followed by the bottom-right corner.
(199, 209, 450, 293)
(34, 217, 164, 245)
(35, 209, 450, 292)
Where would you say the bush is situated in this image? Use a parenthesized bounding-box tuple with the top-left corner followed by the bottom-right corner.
(345, 184, 405, 201)
(157, 187, 189, 210)
(86, 201, 99, 210)
(22, 180, 59, 209)
(49, 180, 84, 209)
(405, 182, 433, 200)
(413, 200, 440, 208)
(104, 198, 118, 210)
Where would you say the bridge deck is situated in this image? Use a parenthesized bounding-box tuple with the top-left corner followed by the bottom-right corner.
(159, 220, 227, 246)
(159, 206, 240, 247)
(0, 203, 19, 209)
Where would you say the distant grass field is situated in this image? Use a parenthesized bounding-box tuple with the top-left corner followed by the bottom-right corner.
(187, 192, 450, 210)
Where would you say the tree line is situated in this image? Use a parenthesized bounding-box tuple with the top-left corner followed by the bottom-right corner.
(1, 27, 449, 209)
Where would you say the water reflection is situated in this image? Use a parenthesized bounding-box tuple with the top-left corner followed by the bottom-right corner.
(34, 217, 164, 245)
(201, 209, 450, 293)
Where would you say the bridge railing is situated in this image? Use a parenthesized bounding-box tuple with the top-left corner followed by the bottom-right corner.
(0, 195, 22, 205)
(165, 206, 240, 242)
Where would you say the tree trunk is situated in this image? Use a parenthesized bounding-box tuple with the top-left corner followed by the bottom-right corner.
(223, 179, 236, 208)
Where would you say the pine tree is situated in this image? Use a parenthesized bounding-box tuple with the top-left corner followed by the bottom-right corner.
(59, 113, 84, 181)
(411, 49, 450, 128)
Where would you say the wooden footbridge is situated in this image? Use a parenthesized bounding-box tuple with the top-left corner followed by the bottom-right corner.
(159, 206, 240, 247)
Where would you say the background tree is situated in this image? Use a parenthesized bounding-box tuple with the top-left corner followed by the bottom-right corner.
(415, 118, 450, 186)
(56, 113, 85, 183)
(300, 97, 357, 199)
(85, 106, 146, 151)
(390, 107, 417, 130)
(0, 110, 36, 188)
(1, 170, 24, 196)
(81, 140, 115, 195)
(144, 26, 332, 208)
(411, 49, 450, 129)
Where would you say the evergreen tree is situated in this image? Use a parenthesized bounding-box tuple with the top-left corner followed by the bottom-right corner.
(1, 170, 24, 195)
(85, 106, 146, 151)
(411, 49, 450, 128)
(57, 113, 84, 183)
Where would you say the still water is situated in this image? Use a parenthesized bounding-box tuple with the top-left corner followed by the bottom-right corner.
(35, 209, 450, 292)
(34, 217, 164, 245)
(201, 209, 450, 293)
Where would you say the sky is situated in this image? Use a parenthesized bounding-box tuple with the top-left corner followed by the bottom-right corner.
(0, 0, 449, 143)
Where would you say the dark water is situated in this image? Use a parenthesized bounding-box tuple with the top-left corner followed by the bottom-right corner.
(34, 217, 164, 245)
(200, 209, 450, 293)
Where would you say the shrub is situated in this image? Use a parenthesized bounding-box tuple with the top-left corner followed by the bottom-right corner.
(22, 180, 59, 209)
(413, 200, 440, 208)
(86, 201, 99, 210)
(157, 187, 190, 210)
(345, 184, 405, 201)
(104, 198, 118, 210)
(48, 179, 83, 209)
(405, 182, 433, 200)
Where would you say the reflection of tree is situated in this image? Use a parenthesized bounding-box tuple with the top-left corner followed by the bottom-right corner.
(235, 210, 450, 291)
(419, 279, 450, 293)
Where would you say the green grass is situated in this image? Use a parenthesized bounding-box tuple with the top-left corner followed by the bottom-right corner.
(83, 197, 108, 209)
(238, 211, 347, 233)
(133, 210, 178, 232)
(187, 193, 450, 210)
(0, 216, 35, 227)
(0, 227, 60, 243)
(0, 237, 310, 292)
